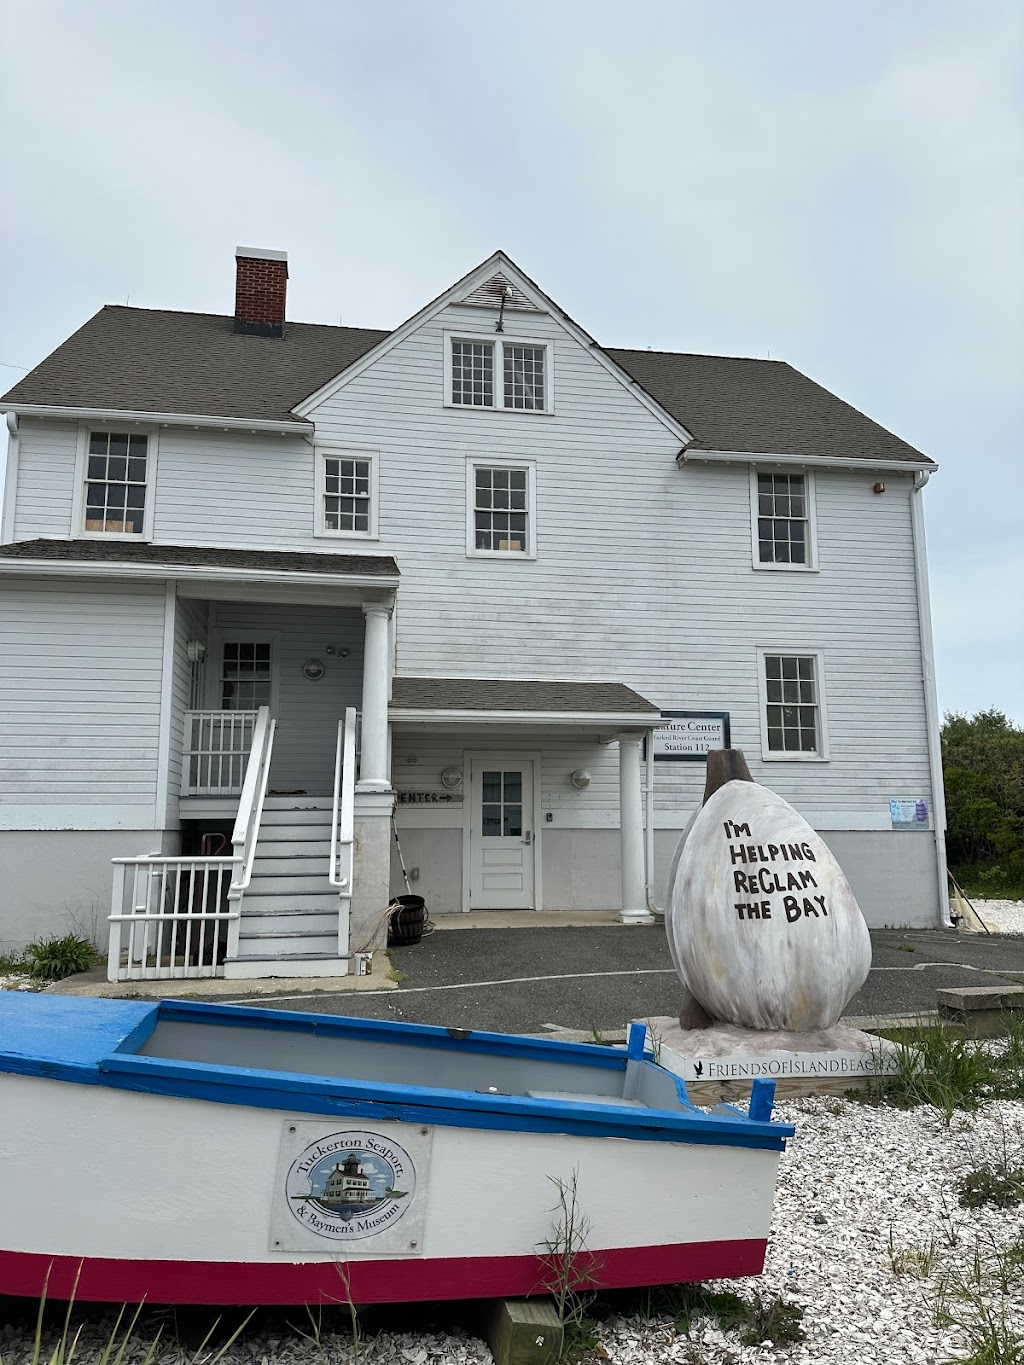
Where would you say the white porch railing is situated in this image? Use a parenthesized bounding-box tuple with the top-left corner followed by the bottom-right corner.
(108, 707, 276, 982)
(182, 709, 259, 796)
(329, 706, 358, 958)
(224, 707, 277, 961)
(107, 857, 238, 980)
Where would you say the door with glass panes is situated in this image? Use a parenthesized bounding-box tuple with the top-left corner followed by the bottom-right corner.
(206, 635, 277, 712)
(467, 758, 536, 910)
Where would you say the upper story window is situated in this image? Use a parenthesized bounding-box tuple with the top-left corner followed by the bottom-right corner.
(447, 334, 551, 412)
(467, 459, 537, 557)
(751, 469, 817, 570)
(314, 447, 378, 539)
(75, 428, 156, 538)
(757, 649, 829, 760)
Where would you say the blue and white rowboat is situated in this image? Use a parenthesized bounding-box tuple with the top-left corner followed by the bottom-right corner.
(0, 994, 793, 1305)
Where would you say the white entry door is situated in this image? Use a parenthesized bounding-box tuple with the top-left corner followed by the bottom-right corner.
(467, 758, 536, 910)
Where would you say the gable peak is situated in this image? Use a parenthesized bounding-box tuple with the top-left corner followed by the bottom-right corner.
(457, 271, 542, 312)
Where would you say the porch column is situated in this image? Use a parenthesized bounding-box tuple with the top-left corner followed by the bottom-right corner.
(358, 601, 392, 792)
(618, 732, 653, 924)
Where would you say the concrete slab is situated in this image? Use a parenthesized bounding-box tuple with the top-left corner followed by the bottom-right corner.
(45, 952, 398, 999)
(430, 910, 622, 930)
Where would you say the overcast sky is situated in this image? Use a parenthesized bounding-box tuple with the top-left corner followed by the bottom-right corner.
(1, 0, 1021, 722)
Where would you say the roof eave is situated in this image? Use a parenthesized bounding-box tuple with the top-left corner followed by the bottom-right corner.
(677, 447, 938, 473)
(388, 707, 660, 727)
(0, 557, 399, 589)
(1, 402, 314, 437)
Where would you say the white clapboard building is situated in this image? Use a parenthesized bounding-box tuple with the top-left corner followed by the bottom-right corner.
(0, 249, 947, 979)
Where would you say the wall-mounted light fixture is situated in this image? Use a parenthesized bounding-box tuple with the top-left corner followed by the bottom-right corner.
(571, 769, 592, 789)
(873, 482, 886, 495)
(185, 640, 206, 663)
(325, 645, 350, 658)
(441, 767, 463, 790)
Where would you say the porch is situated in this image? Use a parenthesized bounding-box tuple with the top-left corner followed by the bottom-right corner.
(104, 546, 399, 985)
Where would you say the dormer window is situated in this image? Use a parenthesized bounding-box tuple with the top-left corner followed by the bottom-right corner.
(446, 335, 551, 412)
(74, 428, 156, 538)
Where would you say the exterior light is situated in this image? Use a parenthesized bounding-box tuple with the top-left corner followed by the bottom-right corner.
(571, 769, 591, 789)
(441, 768, 463, 790)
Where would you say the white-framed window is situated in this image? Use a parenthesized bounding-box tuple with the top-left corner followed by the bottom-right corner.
(314, 447, 378, 539)
(445, 333, 552, 412)
(757, 649, 830, 761)
(750, 468, 817, 570)
(73, 427, 157, 538)
(206, 631, 281, 715)
(466, 459, 537, 558)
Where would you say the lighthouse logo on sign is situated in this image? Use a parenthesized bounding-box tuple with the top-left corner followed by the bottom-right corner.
(285, 1130, 416, 1242)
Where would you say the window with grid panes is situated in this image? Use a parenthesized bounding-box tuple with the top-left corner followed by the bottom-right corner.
(451, 340, 495, 407)
(220, 642, 272, 710)
(450, 338, 547, 410)
(503, 344, 545, 409)
(84, 432, 148, 534)
(481, 770, 523, 837)
(764, 655, 819, 753)
(474, 467, 528, 552)
(324, 456, 371, 533)
(757, 473, 808, 564)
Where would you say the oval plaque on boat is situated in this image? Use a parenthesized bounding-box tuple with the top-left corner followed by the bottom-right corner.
(274, 1124, 431, 1252)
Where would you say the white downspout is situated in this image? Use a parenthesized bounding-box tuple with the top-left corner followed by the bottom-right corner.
(911, 469, 951, 926)
(1, 412, 20, 543)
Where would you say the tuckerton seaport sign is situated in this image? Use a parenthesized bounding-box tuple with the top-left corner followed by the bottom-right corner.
(273, 1123, 432, 1253)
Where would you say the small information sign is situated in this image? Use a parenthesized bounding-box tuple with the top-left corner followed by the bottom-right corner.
(890, 798, 930, 830)
(651, 712, 731, 762)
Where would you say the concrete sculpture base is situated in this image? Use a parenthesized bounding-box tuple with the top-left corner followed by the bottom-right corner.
(641, 1017, 900, 1103)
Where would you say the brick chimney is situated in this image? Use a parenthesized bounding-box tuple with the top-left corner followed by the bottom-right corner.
(234, 246, 288, 336)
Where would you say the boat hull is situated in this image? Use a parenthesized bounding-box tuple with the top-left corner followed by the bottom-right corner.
(0, 1073, 777, 1305)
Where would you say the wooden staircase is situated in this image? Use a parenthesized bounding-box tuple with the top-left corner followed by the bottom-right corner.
(223, 796, 350, 979)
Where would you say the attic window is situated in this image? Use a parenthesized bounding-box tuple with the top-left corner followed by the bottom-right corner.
(448, 336, 550, 412)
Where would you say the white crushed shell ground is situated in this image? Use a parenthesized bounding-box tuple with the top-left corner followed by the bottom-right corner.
(4, 1093, 1022, 1364)
(970, 898, 1024, 935)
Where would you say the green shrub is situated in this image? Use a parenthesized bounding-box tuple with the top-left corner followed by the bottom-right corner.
(24, 933, 98, 981)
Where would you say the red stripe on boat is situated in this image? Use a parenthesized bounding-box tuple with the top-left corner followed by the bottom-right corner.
(0, 1241, 767, 1304)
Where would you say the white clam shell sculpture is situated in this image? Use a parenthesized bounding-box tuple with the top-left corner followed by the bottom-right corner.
(667, 774, 872, 1031)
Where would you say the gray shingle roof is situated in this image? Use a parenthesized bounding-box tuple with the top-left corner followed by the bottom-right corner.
(390, 677, 659, 715)
(604, 347, 928, 465)
(0, 307, 387, 425)
(1, 304, 932, 465)
(0, 539, 399, 577)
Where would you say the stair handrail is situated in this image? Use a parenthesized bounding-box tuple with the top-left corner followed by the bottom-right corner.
(330, 706, 357, 891)
(228, 705, 276, 901)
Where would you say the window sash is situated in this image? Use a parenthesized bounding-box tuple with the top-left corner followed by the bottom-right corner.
(323, 457, 372, 534)
(757, 473, 808, 565)
(503, 344, 545, 410)
(83, 431, 148, 535)
(451, 340, 495, 407)
(764, 654, 819, 753)
(473, 466, 529, 552)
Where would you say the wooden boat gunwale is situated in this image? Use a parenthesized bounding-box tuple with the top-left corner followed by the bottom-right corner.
(0, 995, 794, 1149)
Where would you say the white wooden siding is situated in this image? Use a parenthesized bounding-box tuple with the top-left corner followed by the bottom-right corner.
(309, 302, 932, 822)
(0, 578, 165, 828)
(6, 297, 932, 828)
(12, 419, 78, 539)
(210, 602, 363, 793)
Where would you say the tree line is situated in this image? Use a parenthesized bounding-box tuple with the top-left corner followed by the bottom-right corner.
(942, 709, 1024, 898)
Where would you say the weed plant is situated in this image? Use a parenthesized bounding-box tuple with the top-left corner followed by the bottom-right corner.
(859, 1018, 1024, 1122)
(24, 934, 98, 982)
